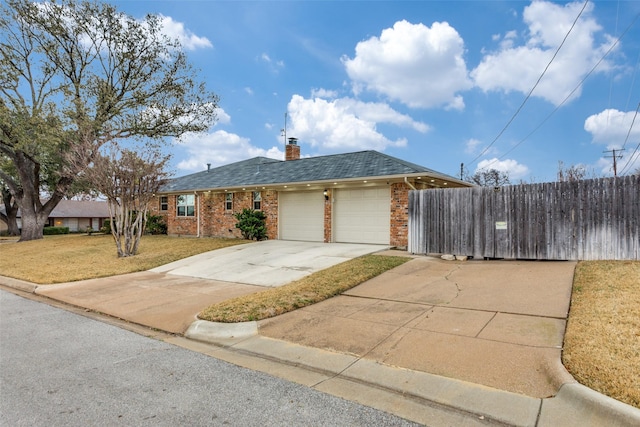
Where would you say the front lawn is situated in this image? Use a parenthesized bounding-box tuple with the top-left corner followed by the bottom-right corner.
(563, 260, 640, 409)
(0, 234, 247, 284)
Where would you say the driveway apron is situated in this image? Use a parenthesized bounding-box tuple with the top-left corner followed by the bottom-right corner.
(258, 255, 576, 398)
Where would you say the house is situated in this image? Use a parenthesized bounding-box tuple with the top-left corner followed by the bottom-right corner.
(0, 200, 110, 233)
(152, 139, 471, 248)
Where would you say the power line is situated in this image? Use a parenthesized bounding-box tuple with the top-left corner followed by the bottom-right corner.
(617, 101, 640, 175)
(478, 10, 640, 172)
(468, 0, 590, 167)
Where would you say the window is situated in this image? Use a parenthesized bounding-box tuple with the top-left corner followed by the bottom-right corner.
(225, 193, 233, 211)
(253, 191, 262, 210)
(159, 196, 168, 211)
(176, 194, 195, 217)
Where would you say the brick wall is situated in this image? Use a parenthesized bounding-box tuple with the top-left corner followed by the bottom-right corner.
(390, 182, 410, 248)
(153, 191, 278, 240)
(323, 189, 332, 243)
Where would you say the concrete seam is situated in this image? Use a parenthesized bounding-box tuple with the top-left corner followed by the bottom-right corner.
(534, 397, 543, 426)
(475, 312, 498, 338)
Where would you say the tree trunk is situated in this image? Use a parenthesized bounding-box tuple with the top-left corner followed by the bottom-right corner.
(1, 187, 20, 236)
(16, 191, 62, 242)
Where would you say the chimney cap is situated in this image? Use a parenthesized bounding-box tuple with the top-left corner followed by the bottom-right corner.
(287, 137, 298, 145)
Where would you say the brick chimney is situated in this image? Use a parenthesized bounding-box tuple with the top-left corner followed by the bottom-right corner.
(285, 137, 300, 161)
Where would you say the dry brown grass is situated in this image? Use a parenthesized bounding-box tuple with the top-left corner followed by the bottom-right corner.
(199, 255, 409, 322)
(563, 260, 640, 409)
(0, 234, 247, 284)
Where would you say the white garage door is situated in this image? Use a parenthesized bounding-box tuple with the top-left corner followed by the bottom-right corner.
(334, 187, 390, 244)
(279, 191, 324, 242)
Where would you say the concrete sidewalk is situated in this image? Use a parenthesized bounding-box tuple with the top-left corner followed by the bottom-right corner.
(2, 244, 639, 426)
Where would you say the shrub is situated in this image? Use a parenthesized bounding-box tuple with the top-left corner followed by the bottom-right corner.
(101, 219, 114, 234)
(234, 208, 268, 241)
(146, 214, 167, 235)
(43, 226, 69, 235)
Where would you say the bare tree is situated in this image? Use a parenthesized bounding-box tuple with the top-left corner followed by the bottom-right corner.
(0, 0, 217, 241)
(466, 169, 511, 187)
(557, 161, 587, 182)
(85, 146, 170, 257)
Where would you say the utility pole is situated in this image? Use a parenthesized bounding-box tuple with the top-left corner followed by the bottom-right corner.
(603, 149, 624, 176)
(460, 163, 464, 180)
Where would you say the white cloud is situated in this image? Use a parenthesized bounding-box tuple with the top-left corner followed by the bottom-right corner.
(465, 138, 483, 154)
(476, 158, 529, 179)
(215, 108, 231, 125)
(471, 1, 616, 106)
(259, 53, 285, 72)
(159, 15, 212, 50)
(584, 109, 640, 148)
(175, 130, 283, 172)
(286, 94, 430, 153)
(342, 20, 472, 110)
(311, 88, 339, 99)
(244, 87, 254, 95)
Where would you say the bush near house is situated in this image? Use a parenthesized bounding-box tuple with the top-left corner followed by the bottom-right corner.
(145, 214, 167, 235)
(43, 226, 69, 235)
(100, 219, 113, 234)
(234, 208, 267, 241)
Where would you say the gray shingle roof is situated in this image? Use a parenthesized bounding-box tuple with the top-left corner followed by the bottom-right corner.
(1, 200, 110, 218)
(161, 150, 458, 192)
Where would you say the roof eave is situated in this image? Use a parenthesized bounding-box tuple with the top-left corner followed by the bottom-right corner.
(157, 171, 471, 194)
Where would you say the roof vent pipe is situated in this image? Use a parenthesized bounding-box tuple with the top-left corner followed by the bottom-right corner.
(207, 163, 211, 172)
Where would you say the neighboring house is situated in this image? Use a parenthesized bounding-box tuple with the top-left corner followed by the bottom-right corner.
(0, 200, 110, 233)
(152, 139, 472, 248)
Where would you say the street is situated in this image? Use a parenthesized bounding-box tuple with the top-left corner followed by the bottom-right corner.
(0, 290, 417, 427)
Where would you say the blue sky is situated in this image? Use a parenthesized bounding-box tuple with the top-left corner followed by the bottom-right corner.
(114, 0, 640, 183)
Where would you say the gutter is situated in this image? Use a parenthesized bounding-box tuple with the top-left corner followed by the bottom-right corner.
(404, 177, 417, 190)
(195, 191, 200, 238)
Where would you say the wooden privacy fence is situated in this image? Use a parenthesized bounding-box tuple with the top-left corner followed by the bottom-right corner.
(408, 175, 639, 260)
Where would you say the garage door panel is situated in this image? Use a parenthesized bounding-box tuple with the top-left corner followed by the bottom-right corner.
(334, 187, 390, 245)
(279, 192, 324, 242)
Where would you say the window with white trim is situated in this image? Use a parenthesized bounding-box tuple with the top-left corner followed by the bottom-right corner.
(159, 196, 168, 211)
(253, 191, 262, 210)
(225, 193, 233, 211)
(176, 194, 195, 217)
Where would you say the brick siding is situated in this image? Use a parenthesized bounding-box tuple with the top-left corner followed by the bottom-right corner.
(151, 191, 278, 240)
(390, 182, 410, 248)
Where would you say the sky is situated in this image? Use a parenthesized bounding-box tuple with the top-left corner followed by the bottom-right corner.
(112, 0, 640, 183)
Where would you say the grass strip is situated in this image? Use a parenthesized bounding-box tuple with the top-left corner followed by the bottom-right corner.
(562, 260, 640, 409)
(198, 254, 410, 323)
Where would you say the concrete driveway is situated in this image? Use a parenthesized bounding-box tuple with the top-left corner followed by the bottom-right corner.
(151, 240, 387, 287)
(35, 241, 386, 333)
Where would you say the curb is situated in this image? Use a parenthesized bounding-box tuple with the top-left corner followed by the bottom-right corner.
(539, 383, 640, 427)
(188, 318, 640, 427)
(0, 276, 39, 293)
(185, 319, 258, 341)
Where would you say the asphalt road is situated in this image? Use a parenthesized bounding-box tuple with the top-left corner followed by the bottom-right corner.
(0, 290, 418, 427)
